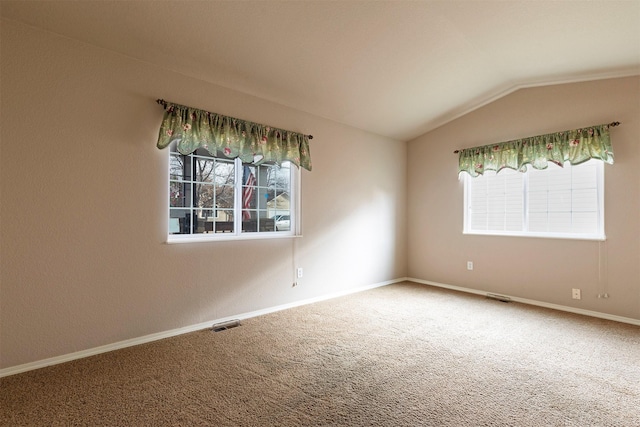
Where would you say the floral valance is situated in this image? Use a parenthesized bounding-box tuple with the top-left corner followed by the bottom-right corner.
(156, 100, 312, 171)
(458, 123, 616, 177)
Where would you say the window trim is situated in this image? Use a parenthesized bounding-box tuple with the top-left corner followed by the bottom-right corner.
(462, 160, 606, 241)
(166, 151, 302, 244)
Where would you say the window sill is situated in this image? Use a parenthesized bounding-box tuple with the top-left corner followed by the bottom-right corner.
(166, 233, 302, 244)
(463, 230, 606, 241)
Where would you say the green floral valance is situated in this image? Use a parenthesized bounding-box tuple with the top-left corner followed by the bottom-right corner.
(458, 123, 617, 177)
(156, 100, 312, 171)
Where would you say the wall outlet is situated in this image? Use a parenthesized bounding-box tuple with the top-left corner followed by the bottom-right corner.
(467, 261, 473, 270)
(572, 288, 581, 300)
(297, 267, 303, 278)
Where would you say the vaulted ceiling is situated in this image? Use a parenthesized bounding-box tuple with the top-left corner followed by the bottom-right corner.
(2, 1, 639, 141)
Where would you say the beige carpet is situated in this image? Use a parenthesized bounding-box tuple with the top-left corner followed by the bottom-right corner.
(1, 281, 639, 426)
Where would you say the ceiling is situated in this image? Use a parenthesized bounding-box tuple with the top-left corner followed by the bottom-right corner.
(2, 1, 639, 141)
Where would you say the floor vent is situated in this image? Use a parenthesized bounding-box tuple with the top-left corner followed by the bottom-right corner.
(486, 293, 511, 303)
(212, 319, 241, 332)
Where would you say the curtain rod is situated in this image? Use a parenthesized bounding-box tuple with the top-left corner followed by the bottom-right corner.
(453, 121, 620, 154)
(156, 99, 313, 139)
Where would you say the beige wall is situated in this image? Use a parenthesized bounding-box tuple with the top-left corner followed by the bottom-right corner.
(408, 76, 640, 320)
(0, 20, 407, 369)
(2, 17, 636, 373)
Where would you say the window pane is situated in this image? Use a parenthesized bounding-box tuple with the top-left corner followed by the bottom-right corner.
(505, 211, 523, 231)
(216, 185, 234, 209)
(548, 190, 571, 212)
(572, 212, 598, 233)
(470, 215, 487, 231)
(572, 163, 597, 188)
(195, 183, 215, 209)
(544, 166, 571, 191)
(169, 209, 191, 235)
(195, 158, 215, 182)
(548, 212, 571, 232)
(241, 207, 273, 233)
(272, 162, 291, 190)
(528, 212, 548, 232)
(268, 190, 290, 217)
(487, 212, 506, 230)
(529, 190, 548, 212)
(573, 189, 597, 212)
(528, 169, 547, 188)
(170, 181, 188, 207)
(215, 210, 234, 233)
(258, 211, 275, 232)
(214, 161, 235, 186)
(468, 169, 522, 232)
(274, 213, 291, 232)
(194, 209, 215, 234)
(257, 186, 270, 210)
(170, 155, 184, 181)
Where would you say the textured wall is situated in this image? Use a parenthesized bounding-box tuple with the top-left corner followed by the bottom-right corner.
(0, 20, 407, 369)
(408, 76, 640, 320)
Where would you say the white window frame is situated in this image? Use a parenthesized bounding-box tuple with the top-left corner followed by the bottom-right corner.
(167, 150, 301, 243)
(463, 160, 605, 241)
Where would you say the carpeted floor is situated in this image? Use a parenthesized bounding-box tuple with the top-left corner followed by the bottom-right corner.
(1, 281, 639, 426)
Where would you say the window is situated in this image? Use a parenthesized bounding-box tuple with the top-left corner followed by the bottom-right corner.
(463, 160, 605, 240)
(168, 143, 298, 241)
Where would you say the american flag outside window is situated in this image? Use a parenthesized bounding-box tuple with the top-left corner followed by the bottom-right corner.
(242, 166, 256, 220)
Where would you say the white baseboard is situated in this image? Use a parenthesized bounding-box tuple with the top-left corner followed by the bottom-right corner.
(408, 277, 640, 327)
(9, 276, 631, 379)
(0, 277, 406, 379)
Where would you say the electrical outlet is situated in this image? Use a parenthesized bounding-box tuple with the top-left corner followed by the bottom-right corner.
(572, 288, 581, 300)
(297, 267, 303, 278)
(467, 261, 473, 270)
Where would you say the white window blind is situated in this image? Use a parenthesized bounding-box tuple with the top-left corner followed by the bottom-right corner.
(464, 160, 605, 240)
